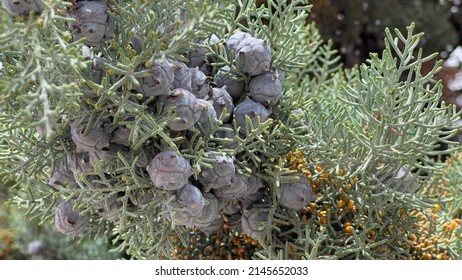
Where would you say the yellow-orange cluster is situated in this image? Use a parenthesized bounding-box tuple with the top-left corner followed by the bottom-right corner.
(287, 150, 462, 260)
(286, 149, 364, 239)
(0, 229, 14, 258)
(0, 204, 15, 259)
(172, 215, 261, 260)
(406, 209, 460, 260)
(406, 152, 462, 260)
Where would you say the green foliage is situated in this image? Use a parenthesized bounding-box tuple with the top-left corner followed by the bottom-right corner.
(255, 23, 461, 260)
(0, 0, 460, 260)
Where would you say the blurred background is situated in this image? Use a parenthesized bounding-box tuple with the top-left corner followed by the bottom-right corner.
(0, 181, 122, 259)
(309, 0, 462, 67)
(2, 0, 462, 259)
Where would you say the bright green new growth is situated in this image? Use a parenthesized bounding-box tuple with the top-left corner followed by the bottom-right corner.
(1, 0, 461, 259)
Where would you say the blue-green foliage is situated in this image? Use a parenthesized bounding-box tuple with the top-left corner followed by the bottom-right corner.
(0, 0, 460, 259)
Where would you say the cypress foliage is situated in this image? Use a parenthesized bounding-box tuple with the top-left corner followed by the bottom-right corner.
(0, 0, 460, 259)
